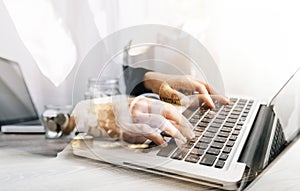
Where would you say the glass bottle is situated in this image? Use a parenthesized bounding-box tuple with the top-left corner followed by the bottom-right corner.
(84, 77, 121, 99)
(41, 104, 73, 139)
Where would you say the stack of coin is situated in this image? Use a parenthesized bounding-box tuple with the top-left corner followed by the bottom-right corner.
(42, 113, 69, 137)
(41, 105, 73, 138)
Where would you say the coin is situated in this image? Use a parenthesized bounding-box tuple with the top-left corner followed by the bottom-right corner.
(46, 119, 57, 132)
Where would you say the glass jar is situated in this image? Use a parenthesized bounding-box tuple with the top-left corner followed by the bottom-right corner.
(84, 77, 121, 99)
(41, 105, 73, 139)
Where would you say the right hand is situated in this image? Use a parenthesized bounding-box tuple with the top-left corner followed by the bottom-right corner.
(113, 96, 195, 147)
(72, 96, 195, 147)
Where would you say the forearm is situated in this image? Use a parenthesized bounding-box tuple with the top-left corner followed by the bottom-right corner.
(69, 98, 136, 139)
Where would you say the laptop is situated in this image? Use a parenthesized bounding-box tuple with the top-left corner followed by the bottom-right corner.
(0, 57, 44, 133)
(72, 67, 300, 190)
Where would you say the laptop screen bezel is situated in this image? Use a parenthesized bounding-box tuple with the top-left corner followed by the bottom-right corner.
(0, 57, 40, 126)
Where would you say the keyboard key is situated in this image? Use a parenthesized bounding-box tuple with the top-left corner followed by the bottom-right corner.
(224, 108, 232, 112)
(216, 115, 226, 120)
(185, 154, 200, 163)
(230, 98, 238, 102)
(237, 121, 244, 126)
(200, 154, 217, 166)
(183, 141, 195, 149)
(214, 137, 227, 143)
(229, 135, 238, 141)
(231, 111, 241, 115)
(224, 122, 235, 127)
(171, 148, 189, 160)
(206, 113, 215, 119)
(243, 110, 249, 114)
(193, 114, 201, 119)
(219, 153, 228, 160)
(229, 114, 239, 119)
(190, 148, 205, 156)
(211, 142, 224, 149)
(198, 122, 209, 127)
(219, 111, 228, 116)
(215, 160, 225, 168)
(218, 132, 230, 138)
(226, 141, 235, 147)
(189, 118, 198, 124)
(210, 122, 221, 128)
(235, 125, 242, 130)
(214, 119, 224, 124)
(202, 118, 212, 123)
(223, 147, 232, 153)
(194, 126, 205, 132)
(203, 132, 215, 138)
(199, 137, 212, 144)
(241, 113, 248, 117)
(157, 138, 177, 157)
(194, 131, 203, 137)
(240, 117, 247, 122)
(207, 148, 220, 155)
(221, 127, 232, 132)
(226, 118, 237, 123)
(226, 104, 233, 108)
(240, 99, 248, 102)
(233, 107, 243, 112)
(207, 127, 219, 133)
(195, 142, 209, 150)
(232, 130, 240, 135)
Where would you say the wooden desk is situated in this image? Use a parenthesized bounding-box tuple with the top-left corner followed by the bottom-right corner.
(0, 133, 69, 157)
(1, 133, 300, 191)
(0, 133, 213, 191)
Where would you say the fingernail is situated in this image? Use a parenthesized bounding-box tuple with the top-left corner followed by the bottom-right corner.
(210, 101, 215, 109)
(187, 131, 195, 139)
(160, 141, 168, 147)
(174, 130, 186, 142)
(181, 118, 195, 139)
(175, 138, 186, 149)
(225, 97, 230, 104)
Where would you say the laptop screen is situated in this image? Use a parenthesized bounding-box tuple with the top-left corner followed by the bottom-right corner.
(270, 67, 300, 142)
(0, 57, 39, 125)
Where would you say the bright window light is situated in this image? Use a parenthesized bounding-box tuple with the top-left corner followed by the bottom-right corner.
(3, 0, 77, 87)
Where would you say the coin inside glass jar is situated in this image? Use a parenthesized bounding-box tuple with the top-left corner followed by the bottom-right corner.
(42, 105, 73, 139)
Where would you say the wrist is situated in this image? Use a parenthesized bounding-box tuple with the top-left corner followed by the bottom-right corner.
(144, 72, 168, 93)
(72, 99, 121, 139)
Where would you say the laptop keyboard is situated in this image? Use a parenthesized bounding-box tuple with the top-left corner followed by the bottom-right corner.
(268, 119, 286, 162)
(157, 98, 254, 169)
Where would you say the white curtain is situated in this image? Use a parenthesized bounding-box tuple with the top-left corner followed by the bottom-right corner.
(3, 0, 209, 86)
(2, 0, 300, 109)
(2, 0, 101, 110)
(3, 0, 77, 87)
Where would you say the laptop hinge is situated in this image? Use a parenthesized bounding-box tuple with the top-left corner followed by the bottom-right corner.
(238, 105, 275, 172)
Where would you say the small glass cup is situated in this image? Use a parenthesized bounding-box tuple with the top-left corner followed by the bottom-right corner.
(41, 104, 73, 139)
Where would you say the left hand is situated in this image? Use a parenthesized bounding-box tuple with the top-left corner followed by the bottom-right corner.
(144, 72, 230, 108)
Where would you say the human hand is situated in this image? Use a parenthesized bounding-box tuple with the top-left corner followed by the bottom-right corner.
(114, 95, 195, 147)
(71, 96, 195, 147)
(144, 72, 229, 108)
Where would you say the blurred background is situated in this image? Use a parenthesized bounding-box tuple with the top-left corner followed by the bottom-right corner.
(0, 0, 299, 114)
